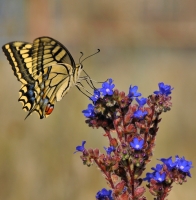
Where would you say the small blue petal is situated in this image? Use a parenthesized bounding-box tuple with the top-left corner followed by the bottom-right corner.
(144, 171, 166, 183)
(130, 138, 144, 150)
(136, 97, 147, 107)
(104, 146, 115, 155)
(133, 110, 148, 119)
(82, 104, 95, 118)
(99, 79, 115, 96)
(128, 85, 142, 98)
(160, 157, 176, 170)
(108, 78, 113, 84)
(96, 188, 113, 200)
(154, 82, 173, 96)
(143, 172, 154, 182)
(174, 156, 193, 177)
(154, 172, 166, 183)
(74, 141, 86, 154)
(91, 90, 101, 102)
(151, 164, 163, 172)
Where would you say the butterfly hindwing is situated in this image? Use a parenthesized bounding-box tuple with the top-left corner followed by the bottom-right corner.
(2, 37, 79, 119)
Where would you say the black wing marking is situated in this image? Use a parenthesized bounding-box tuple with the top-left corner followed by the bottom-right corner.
(32, 37, 76, 80)
(2, 42, 34, 84)
(19, 64, 74, 119)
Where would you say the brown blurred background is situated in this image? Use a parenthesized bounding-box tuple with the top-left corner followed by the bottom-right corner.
(0, 0, 196, 199)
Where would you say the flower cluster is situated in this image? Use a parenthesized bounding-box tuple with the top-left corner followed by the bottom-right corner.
(144, 156, 193, 198)
(76, 79, 192, 200)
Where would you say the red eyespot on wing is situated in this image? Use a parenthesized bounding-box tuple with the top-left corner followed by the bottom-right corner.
(45, 103, 54, 115)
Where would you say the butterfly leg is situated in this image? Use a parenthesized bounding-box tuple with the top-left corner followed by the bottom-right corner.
(75, 83, 93, 98)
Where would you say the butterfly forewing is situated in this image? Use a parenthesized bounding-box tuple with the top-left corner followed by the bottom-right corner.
(2, 37, 80, 119)
(32, 37, 76, 80)
(2, 42, 34, 84)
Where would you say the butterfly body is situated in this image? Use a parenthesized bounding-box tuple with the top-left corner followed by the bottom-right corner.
(2, 37, 83, 119)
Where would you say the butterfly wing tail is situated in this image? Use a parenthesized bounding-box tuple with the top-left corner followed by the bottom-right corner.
(19, 83, 56, 119)
(19, 83, 44, 119)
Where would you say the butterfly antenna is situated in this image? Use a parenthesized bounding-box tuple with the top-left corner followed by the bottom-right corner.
(78, 49, 100, 89)
(81, 49, 100, 63)
(79, 51, 84, 64)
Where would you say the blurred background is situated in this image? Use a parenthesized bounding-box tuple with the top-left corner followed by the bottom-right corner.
(0, 0, 196, 199)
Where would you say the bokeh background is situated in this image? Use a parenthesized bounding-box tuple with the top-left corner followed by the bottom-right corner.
(0, 0, 196, 199)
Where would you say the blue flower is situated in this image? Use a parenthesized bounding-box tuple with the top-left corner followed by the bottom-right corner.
(143, 172, 154, 182)
(128, 85, 141, 98)
(91, 90, 100, 102)
(74, 141, 86, 153)
(136, 97, 147, 107)
(151, 164, 163, 172)
(154, 172, 166, 183)
(130, 138, 144, 150)
(133, 110, 148, 119)
(96, 188, 113, 200)
(174, 156, 193, 177)
(104, 146, 115, 155)
(99, 78, 115, 96)
(144, 171, 166, 183)
(82, 104, 95, 118)
(154, 82, 173, 96)
(160, 157, 176, 171)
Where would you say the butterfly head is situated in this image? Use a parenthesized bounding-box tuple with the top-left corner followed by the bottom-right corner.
(78, 63, 83, 70)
